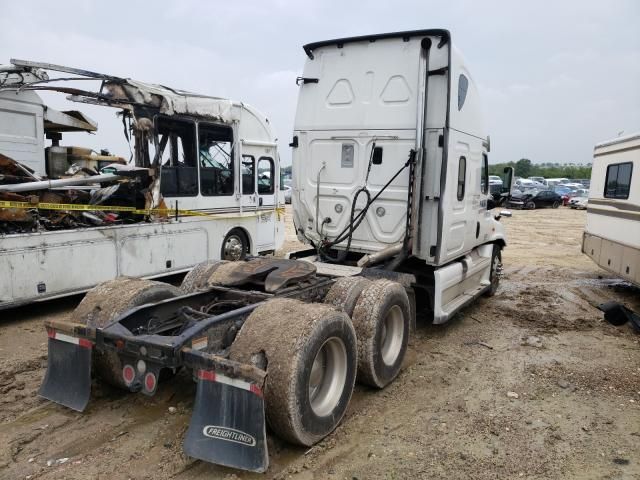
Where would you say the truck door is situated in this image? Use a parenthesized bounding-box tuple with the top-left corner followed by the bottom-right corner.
(256, 155, 277, 249)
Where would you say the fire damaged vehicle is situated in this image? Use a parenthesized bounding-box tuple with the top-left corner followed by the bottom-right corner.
(0, 60, 284, 309)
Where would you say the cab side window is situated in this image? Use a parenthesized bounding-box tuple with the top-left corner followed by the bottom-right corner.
(458, 74, 469, 111)
(241, 155, 255, 194)
(457, 156, 466, 201)
(481, 153, 488, 194)
(157, 117, 198, 197)
(199, 124, 234, 196)
(258, 157, 275, 194)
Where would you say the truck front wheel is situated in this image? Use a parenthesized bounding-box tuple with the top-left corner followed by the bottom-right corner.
(229, 298, 357, 446)
(485, 245, 502, 297)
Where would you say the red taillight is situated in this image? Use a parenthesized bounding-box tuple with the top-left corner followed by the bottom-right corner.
(144, 372, 157, 393)
(122, 365, 135, 385)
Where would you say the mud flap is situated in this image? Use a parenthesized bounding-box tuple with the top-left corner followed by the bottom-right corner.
(39, 334, 92, 411)
(184, 368, 268, 473)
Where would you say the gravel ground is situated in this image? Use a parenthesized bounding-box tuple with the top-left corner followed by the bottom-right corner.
(0, 206, 638, 480)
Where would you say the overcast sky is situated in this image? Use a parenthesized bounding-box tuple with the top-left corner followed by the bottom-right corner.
(1, 0, 638, 166)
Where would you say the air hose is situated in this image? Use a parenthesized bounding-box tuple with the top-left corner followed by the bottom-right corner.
(319, 147, 416, 263)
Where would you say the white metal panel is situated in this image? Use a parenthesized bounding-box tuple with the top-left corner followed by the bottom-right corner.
(0, 90, 45, 174)
(585, 133, 640, 251)
(294, 38, 423, 131)
(0, 229, 117, 305)
(119, 227, 209, 277)
(0, 213, 275, 309)
(448, 46, 487, 140)
(293, 129, 415, 252)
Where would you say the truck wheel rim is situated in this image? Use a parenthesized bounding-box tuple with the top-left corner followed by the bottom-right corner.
(223, 235, 243, 260)
(380, 305, 404, 366)
(308, 337, 347, 417)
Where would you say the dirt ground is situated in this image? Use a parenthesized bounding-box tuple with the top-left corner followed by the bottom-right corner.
(1, 206, 639, 480)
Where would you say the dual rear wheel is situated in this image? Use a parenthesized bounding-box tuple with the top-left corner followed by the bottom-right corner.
(229, 277, 411, 447)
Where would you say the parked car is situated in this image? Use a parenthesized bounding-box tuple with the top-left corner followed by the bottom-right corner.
(528, 176, 547, 185)
(570, 196, 588, 210)
(489, 175, 503, 185)
(508, 189, 563, 209)
(546, 178, 571, 187)
(558, 182, 584, 190)
(515, 178, 546, 190)
(568, 190, 589, 207)
(553, 185, 575, 205)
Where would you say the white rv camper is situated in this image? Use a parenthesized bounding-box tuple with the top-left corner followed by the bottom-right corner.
(582, 132, 639, 286)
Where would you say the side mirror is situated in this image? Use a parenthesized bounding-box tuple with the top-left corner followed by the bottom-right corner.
(500, 210, 512, 217)
(501, 167, 514, 195)
(372, 146, 383, 165)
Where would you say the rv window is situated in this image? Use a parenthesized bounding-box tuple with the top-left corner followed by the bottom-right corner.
(241, 156, 255, 194)
(458, 74, 469, 111)
(457, 156, 466, 201)
(157, 117, 198, 197)
(481, 153, 489, 194)
(258, 157, 275, 195)
(605, 162, 632, 199)
(199, 124, 234, 196)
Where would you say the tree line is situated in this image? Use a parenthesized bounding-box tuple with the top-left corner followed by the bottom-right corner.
(488, 158, 592, 179)
(282, 159, 591, 181)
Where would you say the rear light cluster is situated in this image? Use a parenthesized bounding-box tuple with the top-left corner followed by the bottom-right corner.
(122, 365, 135, 386)
(122, 364, 157, 394)
(144, 372, 157, 393)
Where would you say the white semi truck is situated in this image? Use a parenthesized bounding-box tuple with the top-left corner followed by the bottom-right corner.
(38, 30, 513, 472)
(0, 61, 285, 309)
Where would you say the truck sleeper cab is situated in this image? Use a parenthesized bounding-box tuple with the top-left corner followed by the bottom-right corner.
(291, 29, 512, 323)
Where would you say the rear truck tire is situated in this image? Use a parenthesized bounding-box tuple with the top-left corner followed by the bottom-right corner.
(485, 244, 502, 297)
(71, 277, 181, 389)
(229, 298, 357, 446)
(324, 276, 371, 317)
(552, 201, 560, 208)
(222, 228, 249, 261)
(525, 201, 536, 210)
(351, 280, 410, 389)
(180, 260, 228, 293)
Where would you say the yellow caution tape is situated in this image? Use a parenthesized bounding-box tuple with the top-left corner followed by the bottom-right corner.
(0, 200, 285, 220)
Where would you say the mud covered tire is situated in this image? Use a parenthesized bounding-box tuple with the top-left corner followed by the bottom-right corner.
(324, 277, 371, 317)
(229, 298, 357, 446)
(485, 245, 502, 297)
(72, 278, 181, 389)
(525, 201, 536, 210)
(351, 280, 410, 389)
(180, 260, 228, 293)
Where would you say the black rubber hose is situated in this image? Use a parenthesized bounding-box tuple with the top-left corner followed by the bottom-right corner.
(319, 152, 414, 263)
